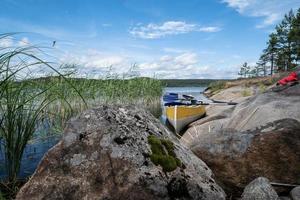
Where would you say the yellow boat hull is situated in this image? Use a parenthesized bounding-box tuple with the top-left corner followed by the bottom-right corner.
(165, 105, 206, 133)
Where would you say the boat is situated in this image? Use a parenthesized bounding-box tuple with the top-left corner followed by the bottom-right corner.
(165, 103, 206, 134)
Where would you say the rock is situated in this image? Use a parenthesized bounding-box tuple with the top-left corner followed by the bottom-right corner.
(189, 84, 300, 136)
(187, 118, 300, 197)
(290, 186, 300, 200)
(241, 177, 279, 200)
(225, 88, 300, 131)
(209, 86, 256, 103)
(181, 84, 300, 197)
(16, 105, 226, 200)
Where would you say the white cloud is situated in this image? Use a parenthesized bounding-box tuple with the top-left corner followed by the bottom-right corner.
(60, 49, 128, 72)
(199, 26, 221, 32)
(18, 37, 30, 46)
(0, 36, 13, 47)
(160, 55, 173, 62)
(174, 53, 198, 66)
(222, 0, 300, 28)
(0, 36, 30, 48)
(139, 52, 203, 78)
(59, 49, 239, 79)
(222, 0, 251, 12)
(129, 21, 221, 39)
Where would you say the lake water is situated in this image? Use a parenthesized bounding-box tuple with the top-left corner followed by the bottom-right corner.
(0, 136, 60, 179)
(0, 86, 208, 180)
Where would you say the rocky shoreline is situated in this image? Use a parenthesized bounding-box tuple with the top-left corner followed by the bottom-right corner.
(15, 82, 300, 200)
(182, 82, 300, 199)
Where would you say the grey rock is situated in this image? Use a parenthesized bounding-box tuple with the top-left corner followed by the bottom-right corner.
(181, 84, 300, 197)
(291, 186, 300, 200)
(241, 177, 279, 200)
(16, 105, 226, 200)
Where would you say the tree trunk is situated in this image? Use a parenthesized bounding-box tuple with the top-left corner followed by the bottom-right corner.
(271, 54, 274, 75)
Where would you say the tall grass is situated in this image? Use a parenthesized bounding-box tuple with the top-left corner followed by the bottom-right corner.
(0, 33, 163, 197)
(0, 34, 87, 198)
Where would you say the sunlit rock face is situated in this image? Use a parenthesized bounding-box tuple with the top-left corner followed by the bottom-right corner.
(16, 105, 225, 200)
(182, 84, 300, 197)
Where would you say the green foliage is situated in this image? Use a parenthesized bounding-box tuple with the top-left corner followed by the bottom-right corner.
(0, 33, 164, 198)
(148, 135, 181, 172)
(161, 139, 176, 157)
(0, 191, 4, 200)
(153, 155, 177, 172)
(0, 35, 65, 183)
(238, 62, 250, 78)
(148, 135, 165, 155)
(240, 8, 300, 77)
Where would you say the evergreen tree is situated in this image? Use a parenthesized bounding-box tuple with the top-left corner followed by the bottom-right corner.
(275, 10, 295, 71)
(263, 33, 279, 75)
(239, 8, 300, 78)
(257, 54, 268, 76)
(291, 8, 300, 64)
(238, 62, 250, 78)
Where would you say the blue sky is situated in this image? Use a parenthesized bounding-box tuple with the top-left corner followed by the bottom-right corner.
(0, 0, 300, 79)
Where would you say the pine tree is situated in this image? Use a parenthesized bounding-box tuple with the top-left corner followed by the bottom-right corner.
(291, 8, 300, 65)
(238, 62, 249, 78)
(264, 33, 279, 75)
(275, 10, 295, 71)
(257, 54, 268, 76)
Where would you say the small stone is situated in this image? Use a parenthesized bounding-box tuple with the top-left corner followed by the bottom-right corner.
(241, 177, 279, 200)
(290, 186, 300, 200)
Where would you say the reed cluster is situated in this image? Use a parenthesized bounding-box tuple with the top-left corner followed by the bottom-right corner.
(0, 34, 163, 198)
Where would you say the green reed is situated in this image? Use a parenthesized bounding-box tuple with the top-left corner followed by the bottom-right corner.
(0, 34, 86, 192)
(0, 34, 163, 198)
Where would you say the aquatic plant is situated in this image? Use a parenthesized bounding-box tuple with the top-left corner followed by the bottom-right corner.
(0, 33, 163, 185)
(0, 34, 85, 186)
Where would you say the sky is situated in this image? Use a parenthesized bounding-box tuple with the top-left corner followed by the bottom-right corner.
(0, 0, 300, 79)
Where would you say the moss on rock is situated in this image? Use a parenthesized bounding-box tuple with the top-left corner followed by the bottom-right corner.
(148, 135, 181, 172)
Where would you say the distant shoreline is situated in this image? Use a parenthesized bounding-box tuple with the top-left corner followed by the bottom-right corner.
(161, 79, 231, 87)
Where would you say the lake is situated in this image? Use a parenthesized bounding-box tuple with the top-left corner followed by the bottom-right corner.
(0, 86, 208, 180)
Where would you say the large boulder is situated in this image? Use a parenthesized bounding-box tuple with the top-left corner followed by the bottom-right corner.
(17, 105, 226, 200)
(241, 177, 279, 200)
(181, 84, 300, 196)
(188, 118, 300, 196)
